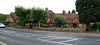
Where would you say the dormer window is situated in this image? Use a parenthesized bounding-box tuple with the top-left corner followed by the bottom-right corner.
(67, 18, 70, 21)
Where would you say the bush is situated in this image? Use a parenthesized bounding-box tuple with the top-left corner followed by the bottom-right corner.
(34, 24, 38, 27)
(8, 23, 18, 26)
(40, 23, 47, 27)
(0, 21, 10, 25)
(90, 22, 100, 31)
(54, 15, 66, 27)
(25, 24, 30, 26)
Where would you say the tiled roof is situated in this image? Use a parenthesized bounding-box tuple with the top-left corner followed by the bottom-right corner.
(63, 14, 78, 19)
(10, 12, 18, 22)
(46, 8, 78, 19)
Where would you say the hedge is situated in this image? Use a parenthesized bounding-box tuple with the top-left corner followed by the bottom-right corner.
(0, 21, 10, 25)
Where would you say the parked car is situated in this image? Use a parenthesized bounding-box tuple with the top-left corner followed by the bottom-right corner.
(0, 23, 5, 28)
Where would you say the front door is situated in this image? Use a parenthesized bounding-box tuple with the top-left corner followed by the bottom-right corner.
(73, 23, 77, 28)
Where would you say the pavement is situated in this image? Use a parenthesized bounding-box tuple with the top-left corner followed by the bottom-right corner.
(0, 27, 100, 45)
(0, 41, 6, 45)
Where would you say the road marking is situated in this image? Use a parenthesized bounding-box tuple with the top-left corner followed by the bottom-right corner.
(37, 36, 81, 45)
(15, 33, 30, 38)
(97, 40, 100, 41)
(2, 31, 15, 34)
(60, 38, 81, 43)
(37, 38, 72, 45)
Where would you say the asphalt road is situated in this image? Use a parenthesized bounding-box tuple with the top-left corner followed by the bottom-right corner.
(0, 27, 100, 45)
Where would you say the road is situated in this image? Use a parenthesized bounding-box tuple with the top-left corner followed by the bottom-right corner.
(0, 27, 100, 45)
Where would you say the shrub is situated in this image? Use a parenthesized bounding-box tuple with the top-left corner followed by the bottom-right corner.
(0, 21, 10, 25)
(34, 24, 38, 27)
(8, 23, 18, 26)
(90, 22, 100, 31)
(25, 24, 30, 26)
(54, 15, 66, 27)
(40, 23, 47, 27)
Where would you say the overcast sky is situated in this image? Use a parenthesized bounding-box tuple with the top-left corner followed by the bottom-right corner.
(0, 0, 76, 14)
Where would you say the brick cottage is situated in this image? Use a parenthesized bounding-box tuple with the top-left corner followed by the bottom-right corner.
(5, 8, 84, 28)
(46, 8, 84, 28)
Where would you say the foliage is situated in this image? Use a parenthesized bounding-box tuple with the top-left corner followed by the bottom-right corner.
(72, 9, 76, 14)
(15, 6, 31, 26)
(90, 22, 100, 31)
(31, 8, 49, 27)
(68, 11, 71, 14)
(0, 13, 7, 21)
(0, 21, 10, 25)
(76, 0, 100, 31)
(40, 23, 47, 27)
(25, 24, 30, 26)
(54, 15, 66, 27)
(8, 23, 18, 26)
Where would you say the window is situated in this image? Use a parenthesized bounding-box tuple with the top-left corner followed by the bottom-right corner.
(82, 24, 84, 27)
(67, 18, 70, 21)
(68, 24, 71, 26)
(72, 18, 74, 20)
(8, 18, 11, 20)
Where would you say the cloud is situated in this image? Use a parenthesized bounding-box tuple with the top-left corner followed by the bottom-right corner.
(0, 0, 76, 14)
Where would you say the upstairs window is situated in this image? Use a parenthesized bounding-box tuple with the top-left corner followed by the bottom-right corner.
(8, 18, 11, 20)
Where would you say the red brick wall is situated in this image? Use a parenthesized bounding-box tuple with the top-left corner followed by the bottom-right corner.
(74, 19, 79, 23)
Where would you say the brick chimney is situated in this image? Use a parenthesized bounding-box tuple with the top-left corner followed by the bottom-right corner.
(62, 10, 66, 15)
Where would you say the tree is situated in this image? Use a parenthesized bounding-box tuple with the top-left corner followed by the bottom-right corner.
(68, 11, 71, 14)
(72, 9, 76, 14)
(31, 8, 48, 27)
(76, 0, 100, 31)
(54, 15, 66, 27)
(15, 6, 30, 26)
(0, 13, 7, 21)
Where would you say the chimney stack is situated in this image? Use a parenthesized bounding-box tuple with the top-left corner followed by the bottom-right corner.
(62, 10, 66, 15)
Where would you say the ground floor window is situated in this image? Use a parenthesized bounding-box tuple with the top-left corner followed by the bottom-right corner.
(68, 24, 71, 26)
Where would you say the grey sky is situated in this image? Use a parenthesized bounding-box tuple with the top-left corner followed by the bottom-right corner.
(0, 0, 76, 14)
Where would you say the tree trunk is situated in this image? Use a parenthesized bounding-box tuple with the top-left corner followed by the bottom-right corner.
(24, 23, 25, 26)
(29, 22, 32, 28)
(86, 23, 90, 31)
(38, 22, 40, 28)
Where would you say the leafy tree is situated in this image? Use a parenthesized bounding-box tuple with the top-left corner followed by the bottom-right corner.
(68, 11, 71, 14)
(15, 6, 31, 26)
(72, 9, 76, 14)
(0, 13, 7, 21)
(54, 15, 66, 27)
(31, 8, 48, 27)
(76, 0, 100, 31)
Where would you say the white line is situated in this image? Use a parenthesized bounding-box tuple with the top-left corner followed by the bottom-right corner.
(60, 38, 81, 43)
(15, 33, 30, 38)
(38, 36, 76, 40)
(37, 38, 73, 45)
(97, 40, 100, 41)
(2, 31, 15, 34)
(22, 33, 42, 36)
(37, 36, 82, 45)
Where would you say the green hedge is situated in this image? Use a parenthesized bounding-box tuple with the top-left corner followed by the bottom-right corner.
(40, 23, 48, 27)
(0, 21, 10, 25)
(90, 22, 100, 31)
